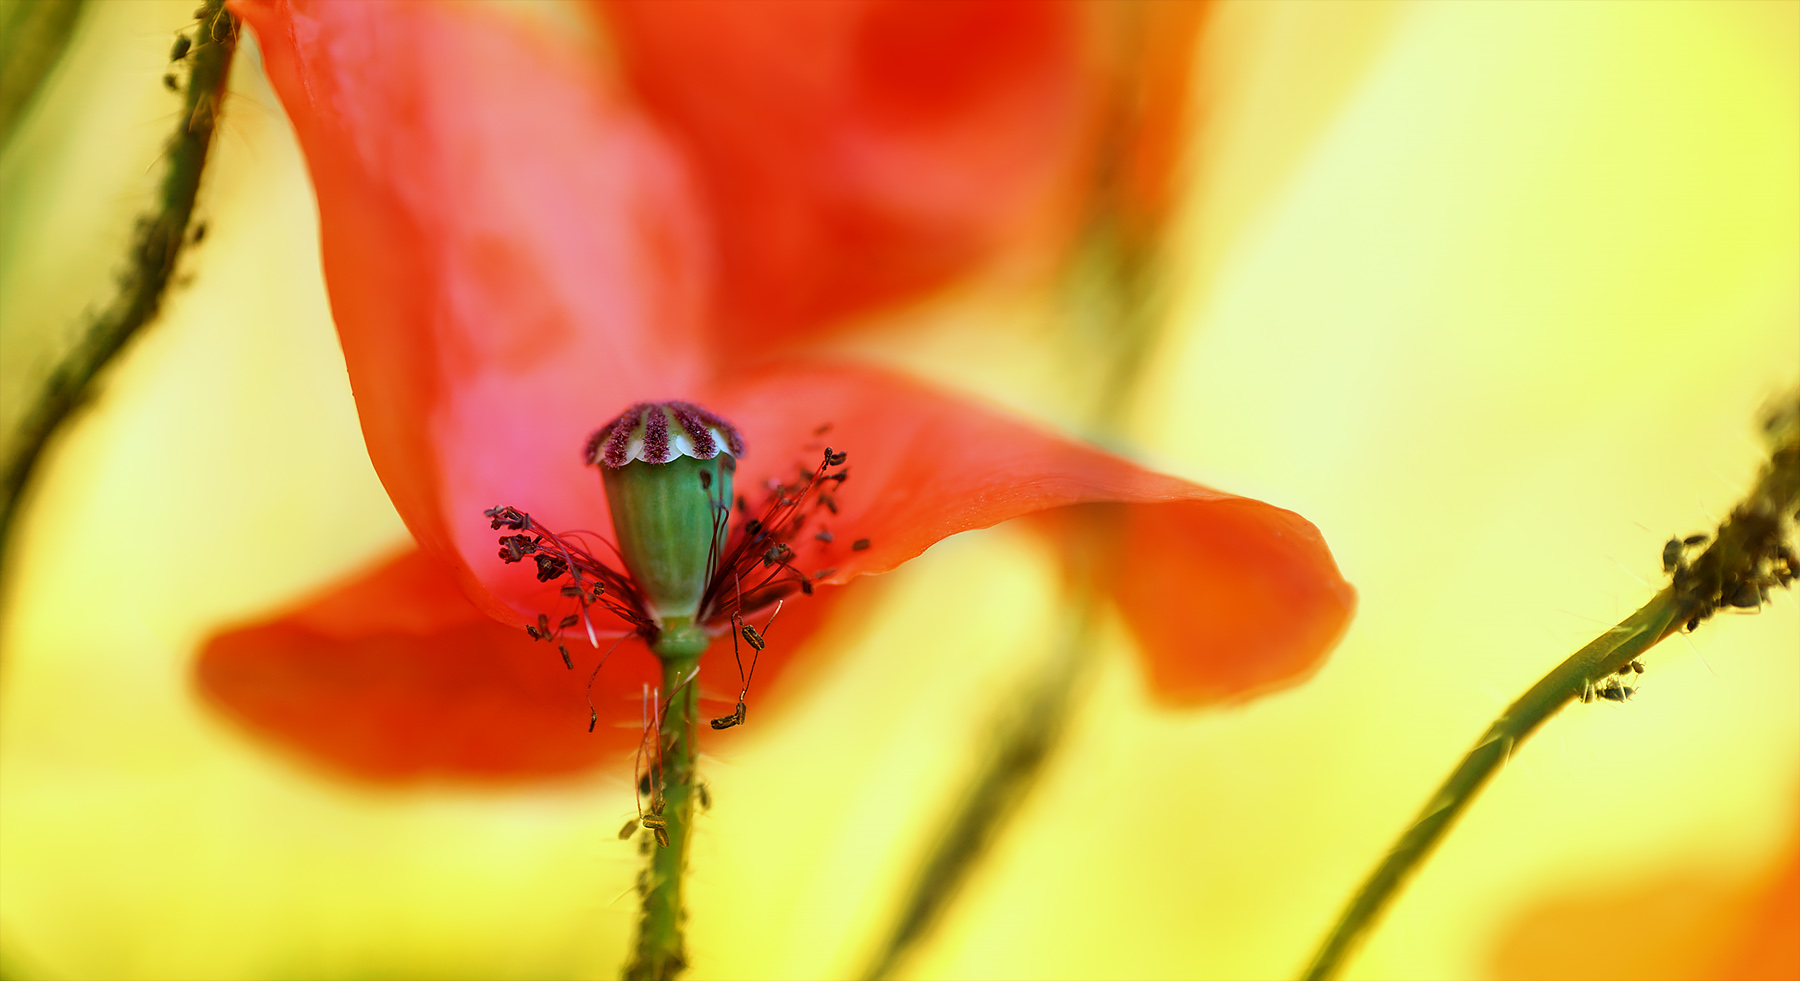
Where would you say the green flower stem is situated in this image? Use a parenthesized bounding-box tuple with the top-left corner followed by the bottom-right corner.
(0, 0, 85, 148)
(1302, 394, 1800, 981)
(626, 620, 708, 981)
(0, 0, 236, 560)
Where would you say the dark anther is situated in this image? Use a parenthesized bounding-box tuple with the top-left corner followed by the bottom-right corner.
(589, 707, 598, 733)
(814, 529, 834, 544)
(162, 74, 179, 91)
(1597, 684, 1635, 702)
(828, 470, 850, 485)
(745, 519, 763, 537)
(560, 584, 584, 598)
(1686, 616, 1700, 632)
(711, 702, 747, 730)
(852, 538, 871, 551)
(497, 534, 537, 563)
(1682, 533, 1709, 546)
(818, 494, 838, 514)
(534, 553, 568, 581)
(538, 613, 551, 636)
(741, 623, 766, 652)
(699, 470, 712, 490)
(638, 773, 653, 797)
(559, 614, 581, 630)
(191, 221, 207, 243)
(698, 783, 712, 811)
(814, 568, 836, 580)
(485, 506, 529, 530)
(560, 645, 573, 670)
(171, 35, 191, 60)
(762, 543, 793, 567)
(526, 624, 541, 641)
(737, 495, 750, 513)
(800, 580, 813, 595)
(826, 450, 848, 467)
(814, 423, 833, 435)
(618, 819, 638, 840)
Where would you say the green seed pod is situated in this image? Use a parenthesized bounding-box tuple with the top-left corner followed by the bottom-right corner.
(585, 401, 744, 626)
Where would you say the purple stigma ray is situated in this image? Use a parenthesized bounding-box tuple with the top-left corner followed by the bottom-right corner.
(584, 400, 747, 469)
(642, 405, 671, 463)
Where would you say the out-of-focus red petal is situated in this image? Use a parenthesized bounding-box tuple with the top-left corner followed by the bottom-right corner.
(196, 549, 658, 781)
(1108, 499, 1353, 702)
(1488, 836, 1800, 981)
(196, 549, 852, 782)
(599, 0, 1099, 350)
(236, 0, 712, 624)
(709, 362, 1355, 701)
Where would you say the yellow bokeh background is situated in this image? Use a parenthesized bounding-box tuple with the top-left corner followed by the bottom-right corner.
(2, 2, 1795, 979)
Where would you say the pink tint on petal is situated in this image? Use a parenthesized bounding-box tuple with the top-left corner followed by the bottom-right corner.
(236, 0, 714, 625)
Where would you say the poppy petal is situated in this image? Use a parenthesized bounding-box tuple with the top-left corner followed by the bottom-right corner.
(237, 0, 712, 624)
(196, 549, 853, 782)
(710, 361, 1355, 701)
(599, 0, 1099, 349)
(195, 549, 659, 781)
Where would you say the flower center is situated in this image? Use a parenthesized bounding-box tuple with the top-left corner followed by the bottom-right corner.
(586, 401, 746, 625)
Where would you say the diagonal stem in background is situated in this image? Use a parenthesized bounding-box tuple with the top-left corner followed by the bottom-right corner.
(1301, 392, 1800, 981)
(0, 0, 238, 563)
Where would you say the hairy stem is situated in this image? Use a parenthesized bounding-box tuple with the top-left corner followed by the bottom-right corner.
(626, 625, 705, 981)
(1302, 393, 1800, 980)
(0, 0, 236, 561)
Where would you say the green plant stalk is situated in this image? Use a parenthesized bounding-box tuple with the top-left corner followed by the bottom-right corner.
(1302, 395, 1800, 981)
(0, 0, 85, 148)
(0, 0, 236, 560)
(859, 9, 1187, 975)
(625, 623, 707, 981)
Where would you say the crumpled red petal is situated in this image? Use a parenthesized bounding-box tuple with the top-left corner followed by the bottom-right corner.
(709, 361, 1355, 702)
(196, 548, 847, 782)
(598, 0, 1100, 351)
(236, 0, 712, 624)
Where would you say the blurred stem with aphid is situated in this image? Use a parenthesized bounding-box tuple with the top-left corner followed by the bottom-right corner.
(0, 0, 237, 563)
(861, 6, 1205, 976)
(626, 628, 705, 981)
(1301, 391, 1800, 981)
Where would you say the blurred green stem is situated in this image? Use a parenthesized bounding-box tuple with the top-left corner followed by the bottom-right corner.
(0, 0, 84, 148)
(0, 0, 235, 563)
(859, 7, 1195, 975)
(1301, 393, 1800, 980)
(625, 626, 705, 981)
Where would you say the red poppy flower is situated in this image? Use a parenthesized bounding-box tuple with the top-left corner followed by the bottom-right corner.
(199, 0, 1354, 782)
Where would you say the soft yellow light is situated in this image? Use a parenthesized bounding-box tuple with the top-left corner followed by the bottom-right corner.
(1, 2, 1793, 980)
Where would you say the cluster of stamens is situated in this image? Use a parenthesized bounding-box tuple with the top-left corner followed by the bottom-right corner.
(482, 436, 861, 733)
